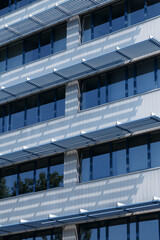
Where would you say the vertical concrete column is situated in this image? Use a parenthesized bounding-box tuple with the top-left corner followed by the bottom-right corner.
(66, 16, 81, 50)
(64, 150, 79, 188)
(63, 225, 78, 240)
(65, 80, 80, 116)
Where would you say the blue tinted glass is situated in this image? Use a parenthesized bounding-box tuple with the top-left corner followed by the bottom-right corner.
(0, 167, 17, 198)
(36, 160, 47, 192)
(139, 219, 159, 240)
(3, 105, 9, 132)
(40, 30, 51, 58)
(112, 1, 125, 32)
(19, 163, 34, 194)
(136, 59, 155, 94)
(129, 136, 148, 172)
(25, 35, 39, 64)
(150, 132, 160, 168)
(40, 90, 54, 122)
(0, 2, 10, 16)
(112, 141, 126, 176)
(50, 156, 64, 188)
(147, 0, 160, 19)
(35, 236, 51, 240)
(93, 8, 109, 39)
(128, 0, 145, 26)
(26, 95, 38, 126)
(8, 41, 23, 70)
(17, 0, 31, 8)
(82, 14, 92, 42)
(108, 68, 125, 102)
(0, 107, 3, 133)
(81, 150, 90, 182)
(130, 223, 136, 240)
(100, 227, 106, 240)
(82, 77, 98, 109)
(90, 229, 97, 240)
(35, 230, 51, 240)
(11, 100, 25, 130)
(157, 56, 160, 88)
(0, 48, 6, 73)
(54, 25, 66, 53)
(109, 223, 127, 240)
(56, 87, 65, 117)
(100, 74, 106, 104)
(128, 65, 134, 97)
(10, 0, 16, 11)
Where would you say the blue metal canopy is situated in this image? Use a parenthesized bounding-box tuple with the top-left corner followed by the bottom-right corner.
(0, 115, 160, 166)
(0, 199, 160, 235)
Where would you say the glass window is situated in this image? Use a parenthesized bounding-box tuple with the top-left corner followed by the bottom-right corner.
(81, 76, 98, 109)
(17, 0, 31, 8)
(127, 0, 145, 26)
(40, 90, 54, 122)
(26, 95, 38, 126)
(50, 155, 64, 188)
(20, 231, 34, 240)
(8, 41, 23, 70)
(3, 105, 9, 133)
(0, 48, 6, 73)
(80, 222, 98, 240)
(100, 74, 106, 104)
(130, 222, 136, 240)
(157, 56, 160, 88)
(0, 166, 17, 198)
(36, 159, 48, 192)
(128, 65, 134, 97)
(54, 25, 66, 53)
(35, 229, 51, 240)
(147, 0, 160, 19)
(25, 35, 39, 63)
(56, 87, 65, 117)
(112, 140, 126, 175)
(150, 131, 160, 168)
(19, 162, 34, 194)
(11, 100, 25, 130)
(81, 149, 90, 182)
(93, 8, 109, 39)
(129, 135, 148, 172)
(136, 58, 155, 94)
(82, 14, 92, 42)
(92, 143, 110, 180)
(112, 1, 125, 32)
(109, 219, 127, 240)
(0, 1, 10, 16)
(40, 30, 51, 58)
(108, 68, 125, 102)
(10, 0, 16, 12)
(0, 106, 3, 134)
(139, 215, 159, 240)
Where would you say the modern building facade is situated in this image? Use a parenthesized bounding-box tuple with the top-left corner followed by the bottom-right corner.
(0, 0, 160, 239)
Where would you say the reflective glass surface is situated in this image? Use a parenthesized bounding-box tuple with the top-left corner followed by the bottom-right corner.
(0, 48, 6, 73)
(40, 30, 51, 58)
(36, 159, 48, 192)
(93, 8, 109, 38)
(11, 100, 25, 130)
(25, 35, 39, 64)
(109, 221, 127, 240)
(19, 162, 34, 194)
(139, 216, 159, 240)
(112, 140, 126, 175)
(81, 149, 90, 182)
(56, 87, 65, 117)
(40, 90, 54, 122)
(26, 95, 38, 126)
(8, 41, 23, 70)
(54, 25, 66, 53)
(50, 155, 64, 188)
(147, 0, 160, 19)
(82, 14, 92, 42)
(150, 131, 160, 167)
(127, 0, 145, 25)
(112, 1, 125, 32)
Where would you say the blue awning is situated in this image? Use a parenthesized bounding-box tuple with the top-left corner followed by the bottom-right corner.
(0, 199, 160, 235)
(0, 115, 160, 166)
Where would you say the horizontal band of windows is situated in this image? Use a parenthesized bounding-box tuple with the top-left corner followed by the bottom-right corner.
(0, 0, 37, 17)
(80, 56, 160, 110)
(0, 153, 64, 199)
(82, 0, 160, 43)
(79, 212, 160, 240)
(2, 227, 62, 240)
(80, 129, 160, 182)
(0, 86, 65, 133)
(0, 23, 66, 73)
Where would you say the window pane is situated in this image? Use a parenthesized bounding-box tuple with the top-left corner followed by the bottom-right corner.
(108, 68, 125, 102)
(25, 35, 39, 63)
(19, 162, 34, 194)
(0, 1, 10, 16)
(26, 95, 38, 126)
(17, 0, 31, 8)
(81, 149, 90, 182)
(80, 223, 98, 240)
(109, 220, 127, 240)
(136, 59, 155, 94)
(147, 0, 160, 19)
(150, 131, 160, 167)
(0, 166, 17, 198)
(3, 105, 9, 132)
(40, 90, 54, 122)
(128, 65, 134, 97)
(130, 222, 136, 240)
(54, 25, 66, 53)
(21, 231, 34, 240)
(8, 41, 23, 70)
(128, 0, 145, 25)
(82, 14, 91, 43)
(0, 48, 6, 73)
(11, 100, 25, 130)
(112, 1, 125, 32)
(139, 216, 159, 240)
(93, 8, 109, 39)
(157, 56, 160, 88)
(81, 76, 98, 109)
(56, 87, 65, 117)
(40, 30, 51, 58)
(36, 159, 48, 192)
(92, 144, 110, 180)
(50, 155, 64, 188)
(129, 135, 148, 172)
(100, 74, 106, 104)
(112, 140, 126, 175)
(0, 106, 3, 134)
(35, 229, 51, 240)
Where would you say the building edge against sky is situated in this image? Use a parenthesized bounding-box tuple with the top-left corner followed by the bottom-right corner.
(0, 0, 160, 239)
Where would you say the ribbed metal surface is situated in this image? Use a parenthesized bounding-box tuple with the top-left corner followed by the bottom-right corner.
(0, 28, 16, 45)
